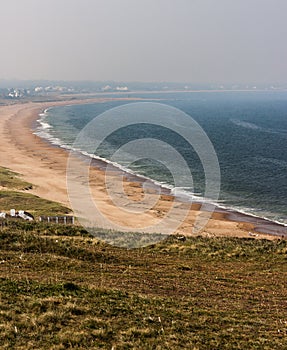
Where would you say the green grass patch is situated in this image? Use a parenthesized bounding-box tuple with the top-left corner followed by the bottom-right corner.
(0, 166, 70, 216)
(0, 190, 70, 217)
(0, 167, 32, 190)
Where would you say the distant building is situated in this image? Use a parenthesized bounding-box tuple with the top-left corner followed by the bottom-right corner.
(116, 86, 129, 91)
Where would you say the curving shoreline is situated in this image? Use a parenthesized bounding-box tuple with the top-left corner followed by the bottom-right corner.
(0, 99, 286, 239)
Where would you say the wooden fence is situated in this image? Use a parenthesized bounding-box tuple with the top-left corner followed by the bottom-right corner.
(39, 216, 75, 225)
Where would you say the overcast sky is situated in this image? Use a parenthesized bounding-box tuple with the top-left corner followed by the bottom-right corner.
(0, 0, 286, 83)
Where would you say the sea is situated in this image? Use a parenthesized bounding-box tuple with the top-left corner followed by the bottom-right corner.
(35, 90, 287, 227)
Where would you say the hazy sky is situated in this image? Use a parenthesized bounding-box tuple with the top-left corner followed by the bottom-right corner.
(0, 0, 286, 83)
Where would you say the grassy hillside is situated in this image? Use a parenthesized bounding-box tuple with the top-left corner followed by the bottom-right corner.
(0, 190, 70, 217)
(0, 167, 33, 191)
(0, 222, 287, 349)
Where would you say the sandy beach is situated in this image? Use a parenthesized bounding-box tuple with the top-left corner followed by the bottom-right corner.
(0, 98, 285, 240)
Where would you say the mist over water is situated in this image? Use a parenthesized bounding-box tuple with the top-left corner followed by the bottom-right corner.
(36, 91, 287, 225)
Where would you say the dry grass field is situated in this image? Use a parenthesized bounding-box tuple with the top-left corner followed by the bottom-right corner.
(0, 221, 287, 349)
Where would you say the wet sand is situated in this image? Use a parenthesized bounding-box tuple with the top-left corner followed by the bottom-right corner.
(0, 99, 285, 240)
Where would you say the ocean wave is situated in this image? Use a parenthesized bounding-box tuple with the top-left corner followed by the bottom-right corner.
(253, 156, 287, 167)
(35, 111, 72, 148)
(231, 118, 287, 136)
(231, 119, 261, 130)
(215, 203, 287, 227)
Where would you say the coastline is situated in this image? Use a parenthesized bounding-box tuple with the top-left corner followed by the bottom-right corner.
(0, 98, 286, 240)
